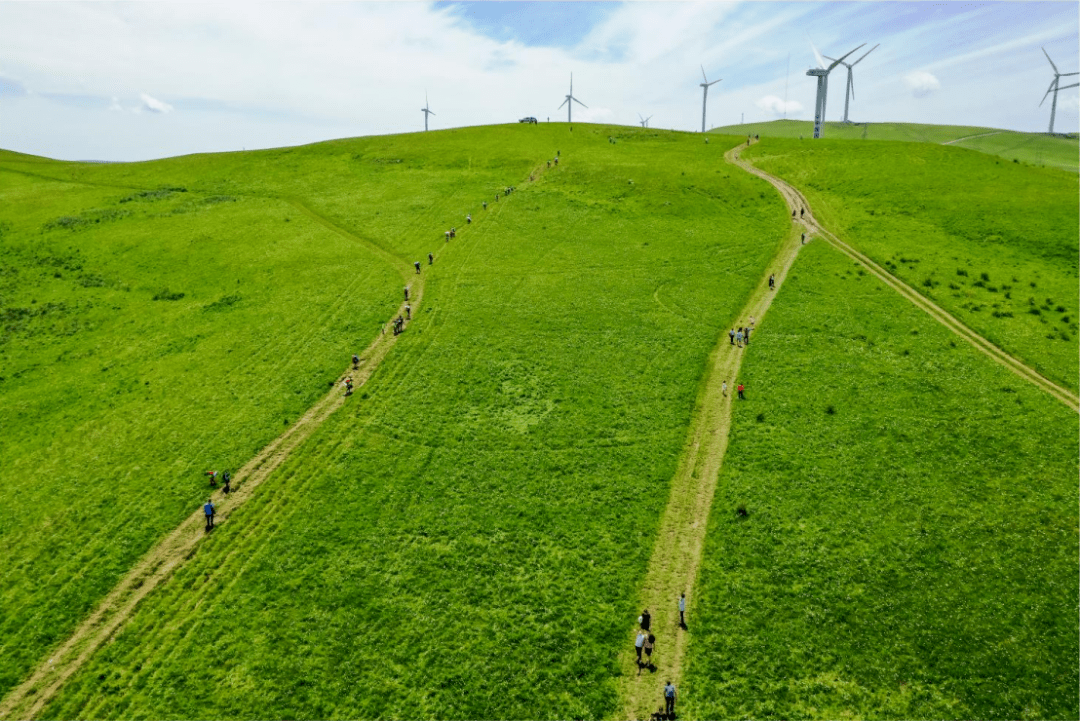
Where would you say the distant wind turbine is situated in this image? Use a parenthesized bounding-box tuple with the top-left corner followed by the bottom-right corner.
(823, 44, 879, 124)
(806, 40, 865, 138)
(699, 66, 721, 133)
(421, 93, 435, 132)
(1041, 47, 1079, 135)
(558, 74, 587, 123)
(638, 113, 653, 128)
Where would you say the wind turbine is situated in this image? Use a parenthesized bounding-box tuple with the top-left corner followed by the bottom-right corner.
(699, 66, 721, 133)
(1041, 47, 1079, 135)
(421, 93, 435, 132)
(558, 74, 587, 123)
(806, 41, 865, 138)
(824, 43, 879, 124)
(638, 113, 653, 128)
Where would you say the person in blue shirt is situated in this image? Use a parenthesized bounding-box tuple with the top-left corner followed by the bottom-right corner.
(204, 499, 215, 531)
(679, 592, 687, 629)
(664, 681, 677, 717)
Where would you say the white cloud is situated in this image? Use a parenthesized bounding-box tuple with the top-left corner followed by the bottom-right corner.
(755, 95, 803, 117)
(139, 92, 172, 113)
(903, 71, 940, 98)
(108, 96, 123, 112)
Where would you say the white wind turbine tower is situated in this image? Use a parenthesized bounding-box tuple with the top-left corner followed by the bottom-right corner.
(421, 93, 435, 132)
(806, 41, 865, 138)
(699, 66, 721, 133)
(558, 74, 587, 123)
(1040, 47, 1079, 135)
(823, 44, 879, 124)
(638, 113, 653, 128)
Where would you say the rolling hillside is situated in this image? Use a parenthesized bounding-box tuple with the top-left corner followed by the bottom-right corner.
(711, 120, 1079, 172)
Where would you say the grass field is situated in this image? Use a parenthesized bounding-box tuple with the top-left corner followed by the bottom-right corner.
(683, 240, 1078, 719)
(741, 138, 1079, 392)
(3, 126, 793, 718)
(712, 120, 1079, 172)
(0, 127, 566, 702)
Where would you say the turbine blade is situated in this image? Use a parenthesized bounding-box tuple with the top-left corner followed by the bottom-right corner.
(429, 110, 435, 116)
(708, 78, 722, 87)
(1059, 82, 1080, 91)
(558, 98, 569, 109)
(1043, 47, 1059, 75)
(849, 72, 855, 100)
(1040, 79, 1056, 107)
(701, 64, 708, 83)
(808, 36, 827, 69)
(822, 55, 838, 63)
(828, 43, 865, 72)
(851, 43, 879, 66)
(573, 97, 588, 108)
(1062, 72, 1080, 77)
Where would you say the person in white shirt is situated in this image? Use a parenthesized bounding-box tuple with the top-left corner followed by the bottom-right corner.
(635, 631, 646, 667)
(679, 593, 687, 628)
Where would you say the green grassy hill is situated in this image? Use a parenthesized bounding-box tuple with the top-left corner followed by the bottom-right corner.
(713, 120, 1079, 172)
(3, 125, 792, 718)
(684, 239, 1078, 719)
(1, 123, 1076, 719)
(741, 138, 1079, 391)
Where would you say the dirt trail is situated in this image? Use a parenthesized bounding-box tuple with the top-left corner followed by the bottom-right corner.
(616, 141, 807, 719)
(0, 163, 552, 720)
(942, 131, 1002, 145)
(730, 147, 1079, 412)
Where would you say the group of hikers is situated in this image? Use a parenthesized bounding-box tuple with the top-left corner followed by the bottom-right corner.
(728, 317, 755, 348)
(203, 470, 231, 530)
(634, 596, 686, 718)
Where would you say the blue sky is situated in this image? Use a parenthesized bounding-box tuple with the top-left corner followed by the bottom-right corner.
(0, 2, 1076, 161)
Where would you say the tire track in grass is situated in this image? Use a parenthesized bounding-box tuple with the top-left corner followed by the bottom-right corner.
(0, 159, 553, 721)
(617, 142, 806, 719)
(730, 145, 1079, 412)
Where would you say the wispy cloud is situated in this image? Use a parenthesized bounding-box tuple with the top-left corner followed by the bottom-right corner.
(139, 92, 173, 114)
(0, 2, 1076, 160)
(903, 71, 940, 98)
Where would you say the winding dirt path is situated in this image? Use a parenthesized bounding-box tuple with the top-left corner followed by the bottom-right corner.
(0, 162, 552, 720)
(942, 131, 1002, 145)
(730, 147, 1079, 412)
(616, 141, 808, 719)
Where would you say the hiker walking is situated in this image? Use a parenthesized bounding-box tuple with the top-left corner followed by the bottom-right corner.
(204, 498, 215, 531)
(450, 227, 456, 238)
(345, 377, 354, 396)
(737, 383, 745, 400)
(639, 609, 652, 631)
(722, 381, 727, 397)
(222, 470, 231, 495)
(664, 682, 677, 717)
(678, 593, 686, 628)
(635, 631, 646, 666)
(428, 253, 434, 265)
(404, 286, 409, 301)
(792, 209, 796, 218)
(554, 157, 559, 165)
(643, 633, 656, 669)
(735, 329, 743, 347)
(728, 328, 735, 345)
(353, 354, 360, 368)
(769, 274, 775, 290)
(414, 261, 421, 274)
(466, 214, 472, 224)
(445, 230, 451, 242)
(744, 326, 751, 344)
(800, 208, 805, 218)
(205, 470, 218, 488)
(405, 304, 411, 320)
(801, 232, 807, 244)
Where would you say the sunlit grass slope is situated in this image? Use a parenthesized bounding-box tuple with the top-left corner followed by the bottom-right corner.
(0, 125, 576, 700)
(743, 138, 1079, 391)
(712, 119, 1079, 171)
(39, 129, 790, 719)
(684, 240, 1078, 720)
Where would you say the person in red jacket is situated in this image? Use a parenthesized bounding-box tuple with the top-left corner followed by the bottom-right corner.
(737, 383, 745, 400)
